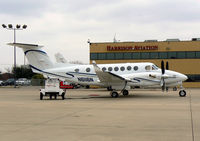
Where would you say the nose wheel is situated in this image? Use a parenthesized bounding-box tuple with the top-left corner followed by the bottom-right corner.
(179, 81, 186, 97)
(179, 90, 186, 97)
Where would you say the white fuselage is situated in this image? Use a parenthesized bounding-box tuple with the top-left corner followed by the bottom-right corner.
(43, 62, 187, 88)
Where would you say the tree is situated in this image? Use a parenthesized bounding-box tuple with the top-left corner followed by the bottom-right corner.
(12, 65, 35, 79)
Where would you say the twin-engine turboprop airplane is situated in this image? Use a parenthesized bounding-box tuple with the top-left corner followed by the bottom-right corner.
(8, 43, 188, 98)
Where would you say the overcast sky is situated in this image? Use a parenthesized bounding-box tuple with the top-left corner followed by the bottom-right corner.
(0, 0, 200, 72)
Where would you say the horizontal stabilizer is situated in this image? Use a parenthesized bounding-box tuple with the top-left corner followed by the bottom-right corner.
(7, 43, 43, 49)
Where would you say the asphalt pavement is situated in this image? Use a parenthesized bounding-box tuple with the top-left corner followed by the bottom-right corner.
(0, 87, 199, 141)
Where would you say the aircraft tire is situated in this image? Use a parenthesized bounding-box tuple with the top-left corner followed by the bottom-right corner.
(61, 93, 65, 100)
(122, 90, 129, 96)
(40, 93, 43, 100)
(173, 87, 177, 91)
(179, 90, 186, 97)
(107, 86, 112, 91)
(111, 91, 119, 98)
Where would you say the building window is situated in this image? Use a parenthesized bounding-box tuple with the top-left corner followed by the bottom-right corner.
(133, 66, 138, 71)
(98, 53, 106, 60)
(124, 53, 132, 59)
(196, 52, 200, 58)
(186, 52, 196, 58)
(132, 53, 140, 59)
(159, 52, 168, 59)
(90, 53, 97, 60)
(115, 53, 124, 59)
(91, 51, 200, 60)
(108, 67, 113, 71)
(107, 53, 115, 60)
(127, 66, 131, 71)
(150, 52, 159, 59)
(186, 74, 200, 82)
(177, 52, 186, 59)
(141, 52, 149, 59)
(168, 52, 177, 59)
(114, 67, 119, 71)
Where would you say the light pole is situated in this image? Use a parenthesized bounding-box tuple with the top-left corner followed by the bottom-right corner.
(2, 24, 27, 88)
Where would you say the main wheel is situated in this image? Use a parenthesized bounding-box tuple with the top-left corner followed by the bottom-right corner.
(107, 86, 112, 91)
(110, 91, 119, 98)
(40, 93, 43, 100)
(179, 90, 186, 97)
(173, 87, 177, 91)
(61, 93, 65, 100)
(122, 90, 129, 96)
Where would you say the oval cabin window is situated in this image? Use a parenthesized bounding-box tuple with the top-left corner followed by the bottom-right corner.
(86, 68, 91, 72)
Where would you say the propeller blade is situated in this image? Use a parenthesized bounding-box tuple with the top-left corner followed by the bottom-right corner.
(162, 85, 165, 92)
(161, 78, 165, 92)
(161, 60, 165, 74)
(166, 61, 169, 70)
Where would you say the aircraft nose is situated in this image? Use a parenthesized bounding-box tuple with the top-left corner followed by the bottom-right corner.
(179, 73, 188, 81)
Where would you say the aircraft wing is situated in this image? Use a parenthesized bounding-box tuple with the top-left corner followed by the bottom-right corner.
(92, 62, 131, 85)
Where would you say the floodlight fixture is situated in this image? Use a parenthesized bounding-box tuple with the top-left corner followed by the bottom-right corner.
(22, 25, 27, 29)
(16, 24, 21, 29)
(8, 24, 13, 29)
(2, 24, 7, 28)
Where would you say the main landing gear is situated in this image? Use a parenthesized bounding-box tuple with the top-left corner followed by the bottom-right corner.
(110, 90, 129, 98)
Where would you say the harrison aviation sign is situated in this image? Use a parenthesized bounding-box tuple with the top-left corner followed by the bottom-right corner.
(107, 45, 158, 51)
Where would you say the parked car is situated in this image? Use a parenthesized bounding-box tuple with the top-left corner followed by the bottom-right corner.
(0, 80, 4, 86)
(16, 78, 31, 86)
(3, 78, 15, 86)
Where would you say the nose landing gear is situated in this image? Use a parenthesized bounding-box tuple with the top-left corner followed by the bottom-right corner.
(179, 81, 186, 97)
(179, 90, 186, 97)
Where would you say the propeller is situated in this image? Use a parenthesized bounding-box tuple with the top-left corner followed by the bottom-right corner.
(166, 61, 169, 70)
(161, 60, 165, 74)
(160, 61, 169, 91)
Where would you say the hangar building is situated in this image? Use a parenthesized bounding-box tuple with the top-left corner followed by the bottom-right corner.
(89, 38, 200, 87)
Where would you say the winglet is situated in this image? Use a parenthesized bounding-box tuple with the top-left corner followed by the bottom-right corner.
(92, 60, 102, 72)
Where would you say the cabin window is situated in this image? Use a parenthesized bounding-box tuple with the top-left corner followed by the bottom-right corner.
(114, 67, 119, 71)
(127, 66, 131, 71)
(133, 66, 138, 71)
(102, 67, 106, 71)
(120, 66, 125, 71)
(75, 69, 79, 72)
(108, 67, 113, 71)
(86, 68, 91, 72)
(145, 65, 151, 71)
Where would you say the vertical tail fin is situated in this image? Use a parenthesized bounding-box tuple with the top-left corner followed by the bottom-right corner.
(7, 43, 54, 73)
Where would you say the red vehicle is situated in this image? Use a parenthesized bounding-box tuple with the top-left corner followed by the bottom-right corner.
(60, 81, 74, 89)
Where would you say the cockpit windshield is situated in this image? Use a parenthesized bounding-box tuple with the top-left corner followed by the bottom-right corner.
(152, 64, 159, 70)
